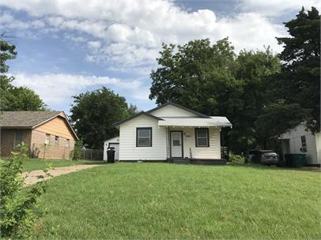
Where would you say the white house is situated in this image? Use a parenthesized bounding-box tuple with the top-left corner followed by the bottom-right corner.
(112, 103, 232, 163)
(279, 123, 321, 166)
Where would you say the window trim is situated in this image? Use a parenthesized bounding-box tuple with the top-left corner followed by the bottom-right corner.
(195, 128, 209, 147)
(136, 127, 152, 147)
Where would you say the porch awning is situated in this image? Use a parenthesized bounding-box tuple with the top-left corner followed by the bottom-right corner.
(158, 117, 232, 128)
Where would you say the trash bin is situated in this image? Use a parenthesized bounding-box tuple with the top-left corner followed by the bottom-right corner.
(284, 154, 306, 167)
(107, 147, 115, 163)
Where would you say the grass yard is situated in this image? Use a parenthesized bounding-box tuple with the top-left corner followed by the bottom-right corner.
(35, 163, 321, 239)
(0, 158, 103, 172)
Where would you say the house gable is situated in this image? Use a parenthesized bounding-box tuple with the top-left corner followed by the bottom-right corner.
(33, 116, 77, 140)
(148, 103, 209, 118)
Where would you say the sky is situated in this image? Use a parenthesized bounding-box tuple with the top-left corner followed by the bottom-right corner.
(0, 0, 320, 113)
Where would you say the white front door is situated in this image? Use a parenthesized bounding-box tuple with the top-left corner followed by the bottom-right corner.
(170, 131, 183, 158)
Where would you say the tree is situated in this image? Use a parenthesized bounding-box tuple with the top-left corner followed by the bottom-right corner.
(276, 7, 320, 132)
(70, 87, 136, 149)
(150, 38, 241, 116)
(0, 37, 46, 111)
(150, 38, 281, 153)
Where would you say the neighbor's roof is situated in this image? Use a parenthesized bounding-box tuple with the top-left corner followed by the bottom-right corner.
(0, 111, 62, 128)
(158, 117, 232, 127)
(0, 111, 79, 139)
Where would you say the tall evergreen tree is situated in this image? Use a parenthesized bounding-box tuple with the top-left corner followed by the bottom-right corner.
(276, 7, 320, 132)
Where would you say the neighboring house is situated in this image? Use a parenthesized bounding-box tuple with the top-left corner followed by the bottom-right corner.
(103, 136, 119, 161)
(0, 111, 78, 159)
(279, 123, 321, 166)
(113, 103, 232, 163)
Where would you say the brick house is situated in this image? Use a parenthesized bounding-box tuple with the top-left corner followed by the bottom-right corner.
(0, 111, 78, 159)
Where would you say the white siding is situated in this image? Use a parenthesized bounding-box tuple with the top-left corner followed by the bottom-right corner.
(151, 104, 198, 118)
(280, 124, 319, 164)
(103, 137, 119, 161)
(119, 115, 167, 161)
(168, 127, 221, 159)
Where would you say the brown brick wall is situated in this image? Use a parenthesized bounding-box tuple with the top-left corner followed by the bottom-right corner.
(31, 129, 75, 160)
(0, 129, 32, 157)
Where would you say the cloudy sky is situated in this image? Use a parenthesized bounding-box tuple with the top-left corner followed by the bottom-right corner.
(0, 0, 320, 113)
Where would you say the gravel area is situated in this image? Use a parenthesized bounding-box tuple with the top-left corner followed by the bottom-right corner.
(22, 164, 101, 186)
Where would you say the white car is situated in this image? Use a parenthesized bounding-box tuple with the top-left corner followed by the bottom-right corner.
(248, 150, 279, 165)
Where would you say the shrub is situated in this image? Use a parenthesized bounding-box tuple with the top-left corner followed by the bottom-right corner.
(230, 154, 246, 164)
(71, 140, 84, 160)
(0, 144, 45, 238)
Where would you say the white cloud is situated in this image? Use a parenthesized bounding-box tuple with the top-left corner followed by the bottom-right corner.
(0, 0, 288, 70)
(12, 73, 149, 110)
(240, 0, 321, 16)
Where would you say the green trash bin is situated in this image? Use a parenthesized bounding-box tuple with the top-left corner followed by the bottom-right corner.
(285, 154, 307, 167)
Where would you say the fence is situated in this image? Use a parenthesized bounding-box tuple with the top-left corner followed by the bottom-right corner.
(30, 144, 103, 161)
(78, 148, 103, 161)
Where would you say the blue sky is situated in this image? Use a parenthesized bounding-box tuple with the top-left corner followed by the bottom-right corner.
(0, 0, 319, 113)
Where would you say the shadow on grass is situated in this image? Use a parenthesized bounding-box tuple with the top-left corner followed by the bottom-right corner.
(77, 160, 108, 165)
(229, 163, 321, 173)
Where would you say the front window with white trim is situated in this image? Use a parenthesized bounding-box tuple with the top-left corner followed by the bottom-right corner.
(136, 128, 152, 147)
(195, 128, 209, 147)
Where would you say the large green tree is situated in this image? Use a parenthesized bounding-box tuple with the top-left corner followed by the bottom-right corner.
(276, 7, 320, 132)
(0, 38, 45, 111)
(70, 87, 136, 149)
(150, 38, 280, 153)
(254, 7, 320, 147)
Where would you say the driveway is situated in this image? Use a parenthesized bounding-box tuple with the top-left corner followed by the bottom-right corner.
(22, 164, 101, 186)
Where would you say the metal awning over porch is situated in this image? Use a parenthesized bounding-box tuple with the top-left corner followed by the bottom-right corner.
(158, 117, 232, 127)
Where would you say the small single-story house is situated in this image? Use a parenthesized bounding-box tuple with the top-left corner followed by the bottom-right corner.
(112, 103, 232, 163)
(0, 111, 78, 159)
(279, 123, 321, 166)
(103, 136, 119, 161)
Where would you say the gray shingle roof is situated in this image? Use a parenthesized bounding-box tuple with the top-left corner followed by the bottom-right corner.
(0, 111, 62, 128)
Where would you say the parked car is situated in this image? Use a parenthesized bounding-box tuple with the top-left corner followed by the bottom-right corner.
(248, 150, 279, 165)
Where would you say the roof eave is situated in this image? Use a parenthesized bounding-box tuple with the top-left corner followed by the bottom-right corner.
(113, 112, 164, 127)
(147, 102, 210, 118)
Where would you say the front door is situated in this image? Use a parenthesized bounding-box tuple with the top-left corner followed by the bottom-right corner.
(170, 131, 183, 158)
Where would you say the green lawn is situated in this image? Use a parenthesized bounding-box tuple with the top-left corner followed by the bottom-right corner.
(0, 158, 103, 171)
(24, 159, 106, 172)
(35, 163, 321, 239)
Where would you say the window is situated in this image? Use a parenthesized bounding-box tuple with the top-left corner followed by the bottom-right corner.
(195, 128, 209, 147)
(15, 131, 23, 146)
(45, 134, 50, 145)
(301, 136, 307, 152)
(54, 136, 59, 146)
(136, 128, 152, 147)
(66, 139, 70, 148)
